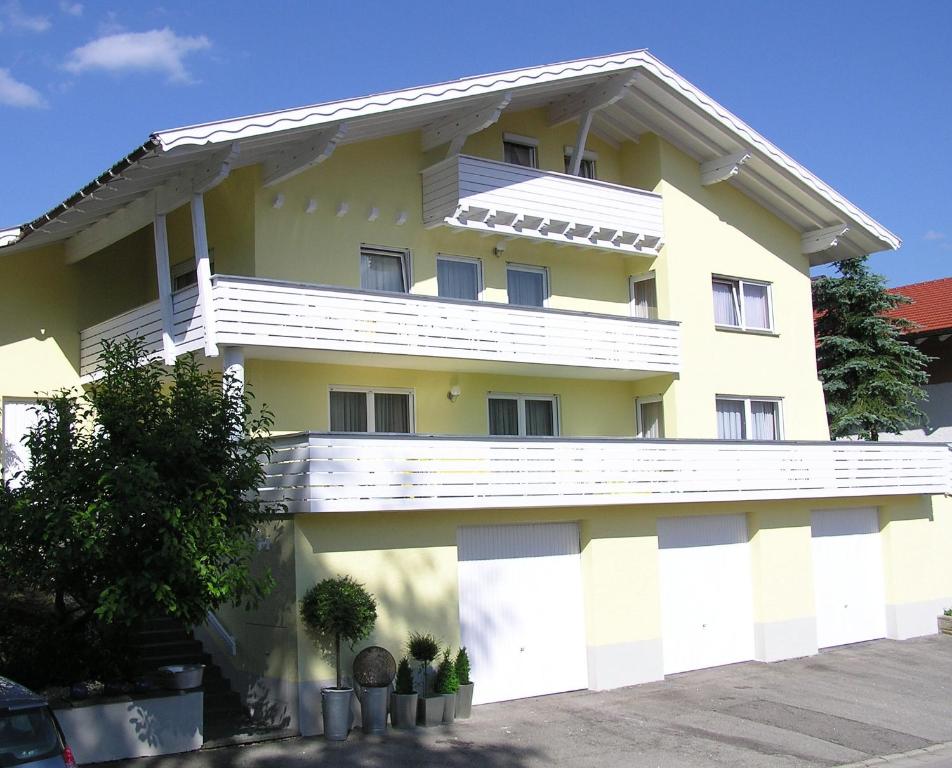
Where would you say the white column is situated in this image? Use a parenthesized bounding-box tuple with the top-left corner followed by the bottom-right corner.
(569, 109, 594, 176)
(222, 346, 245, 395)
(153, 213, 176, 365)
(190, 192, 219, 357)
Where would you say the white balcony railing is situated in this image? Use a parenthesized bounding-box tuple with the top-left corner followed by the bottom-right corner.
(259, 434, 952, 514)
(79, 285, 203, 377)
(422, 155, 665, 255)
(211, 275, 679, 375)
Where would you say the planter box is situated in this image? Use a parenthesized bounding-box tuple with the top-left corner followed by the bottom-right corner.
(53, 690, 202, 765)
(939, 615, 952, 635)
(417, 695, 444, 727)
(456, 683, 474, 719)
(391, 692, 417, 729)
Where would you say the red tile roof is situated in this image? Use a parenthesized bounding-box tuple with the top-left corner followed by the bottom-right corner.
(885, 277, 952, 335)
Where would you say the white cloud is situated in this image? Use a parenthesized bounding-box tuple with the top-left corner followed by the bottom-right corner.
(0, 68, 46, 108)
(1, 1, 51, 32)
(65, 27, 210, 83)
(59, 1, 83, 16)
(923, 230, 947, 241)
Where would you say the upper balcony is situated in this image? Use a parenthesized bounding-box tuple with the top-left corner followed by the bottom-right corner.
(79, 275, 681, 379)
(421, 155, 665, 255)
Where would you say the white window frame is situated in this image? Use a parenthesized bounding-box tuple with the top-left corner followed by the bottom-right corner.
(635, 395, 665, 439)
(715, 395, 783, 440)
(328, 386, 416, 434)
(629, 272, 659, 320)
(487, 393, 560, 437)
(360, 244, 412, 294)
(506, 263, 549, 308)
(563, 145, 598, 178)
(712, 275, 774, 332)
(502, 132, 539, 169)
(436, 254, 483, 301)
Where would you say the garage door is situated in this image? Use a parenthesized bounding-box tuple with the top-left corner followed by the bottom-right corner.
(811, 508, 886, 648)
(457, 522, 588, 704)
(657, 514, 755, 675)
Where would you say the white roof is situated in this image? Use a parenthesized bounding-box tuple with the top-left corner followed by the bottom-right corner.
(3, 50, 899, 262)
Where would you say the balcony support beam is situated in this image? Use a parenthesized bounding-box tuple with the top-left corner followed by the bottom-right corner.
(421, 93, 512, 155)
(222, 346, 245, 395)
(190, 193, 219, 358)
(568, 109, 594, 176)
(152, 212, 176, 365)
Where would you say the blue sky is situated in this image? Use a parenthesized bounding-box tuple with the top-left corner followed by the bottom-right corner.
(0, 0, 948, 287)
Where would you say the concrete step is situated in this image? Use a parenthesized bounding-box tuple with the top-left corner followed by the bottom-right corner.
(133, 639, 204, 658)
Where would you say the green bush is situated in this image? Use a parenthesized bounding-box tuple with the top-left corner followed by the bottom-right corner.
(407, 631, 440, 695)
(435, 648, 459, 695)
(394, 657, 414, 695)
(944, 607, 952, 617)
(300, 576, 377, 689)
(454, 646, 471, 686)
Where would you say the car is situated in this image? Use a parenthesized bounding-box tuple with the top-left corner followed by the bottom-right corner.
(0, 676, 76, 767)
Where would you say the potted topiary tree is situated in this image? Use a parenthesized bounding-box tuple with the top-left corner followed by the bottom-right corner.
(390, 657, 417, 729)
(407, 631, 441, 726)
(300, 576, 377, 741)
(454, 646, 474, 719)
(435, 648, 459, 724)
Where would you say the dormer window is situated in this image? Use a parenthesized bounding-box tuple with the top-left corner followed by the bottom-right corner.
(503, 133, 538, 168)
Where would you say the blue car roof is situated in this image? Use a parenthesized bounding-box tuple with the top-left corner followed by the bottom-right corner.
(0, 675, 47, 711)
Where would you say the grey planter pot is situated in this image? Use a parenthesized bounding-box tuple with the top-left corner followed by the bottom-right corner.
(417, 695, 443, 727)
(390, 692, 418, 729)
(939, 615, 952, 635)
(360, 686, 389, 735)
(456, 683, 474, 719)
(322, 688, 354, 741)
(441, 692, 457, 724)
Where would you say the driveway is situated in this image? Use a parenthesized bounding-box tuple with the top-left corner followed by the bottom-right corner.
(98, 635, 952, 768)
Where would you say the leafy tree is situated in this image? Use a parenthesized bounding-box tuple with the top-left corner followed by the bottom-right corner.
(0, 337, 278, 657)
(813, 257, 931, 440)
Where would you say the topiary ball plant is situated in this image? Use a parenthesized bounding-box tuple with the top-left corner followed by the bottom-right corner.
(300, 576, 377, 689)
(435, 648, 460, 695)
(407, 631, 440, 695)
(394, 657, 414, 695)
(454, 646, 471, 686)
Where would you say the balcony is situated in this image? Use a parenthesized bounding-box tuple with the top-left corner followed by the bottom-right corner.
(80, 275, 681, 378)
(260, 434, 952, 514)
(421, 155, 665, 255)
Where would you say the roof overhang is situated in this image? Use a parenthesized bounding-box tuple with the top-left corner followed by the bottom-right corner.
(0, 50, 900, 263)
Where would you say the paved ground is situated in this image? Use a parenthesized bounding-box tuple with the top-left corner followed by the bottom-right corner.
(98, 635, 952, 768)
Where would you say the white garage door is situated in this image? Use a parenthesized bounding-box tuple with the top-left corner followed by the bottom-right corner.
(811, 508, 886, 648)
(457, 522, 588, 704)
(2, 398, 38, 488)
(657, 514, 755, 675)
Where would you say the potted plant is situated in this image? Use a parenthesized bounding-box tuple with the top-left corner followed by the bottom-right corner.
(353, 646, 395, 735)
(435, 648, 459, 724)
(300, 576, 377, 741)
(390, 657, 417, 729)
(408, 631, 441, 726)
(454, 647, 474, 719)
(939, 607, 952, 635)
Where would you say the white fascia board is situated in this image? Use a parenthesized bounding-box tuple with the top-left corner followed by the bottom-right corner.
(0, 227, 20, 248)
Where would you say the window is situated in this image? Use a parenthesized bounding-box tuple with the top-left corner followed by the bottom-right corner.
(360, 245, 410, 293)
(329, 388, 413, 434)
(171, 250, 215, 291)
(488, 394, 558, 437)
(437, 255, 482, 301)
(507, 264, 548, 308)
(563, 146, 597, 179)
(503, 133, 538, 168)
(636, 397, 665, 438)
(630, 273, 659, 320)
(712, 276, 773, 331)
(715, 396, 781, 440)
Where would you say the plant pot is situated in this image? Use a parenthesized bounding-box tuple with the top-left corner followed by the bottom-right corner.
(417, 695, 443, 727)
(359, 686, 389, 735)
(938, 615, 952, 635)
(390, 692, 418, 729)
(456, 682, 474, 719)
(157, 664, 204, 691)
(441, 692, 457, 723)
(322, 687, 354, 741)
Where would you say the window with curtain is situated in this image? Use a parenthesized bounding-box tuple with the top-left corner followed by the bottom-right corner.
(563, 154, 596, 179)
(330, 389, 412, 434)
(712, 276, 773, 331)
(503, 139, 537, 168)
(637, 399, 665, 438)
(507, 265, 547, 308)
(630, 274, 659, 320)
(488, 395, 557, 437)
(360, 245, 409, 293)
(437, 256, 480, 300)
(716, 397, 781, 440)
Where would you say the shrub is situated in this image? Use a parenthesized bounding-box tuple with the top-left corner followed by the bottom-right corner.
(454, 646, 471, 686)
(435, 648, 459, 695)
(394, 657, 414, 695)
(944, 607, 952, 617)
(300, 576, 377, 689)
(407, 631, 440, 695)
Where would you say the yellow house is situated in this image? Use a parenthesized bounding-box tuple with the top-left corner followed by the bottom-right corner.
(2, 50, 950, 735)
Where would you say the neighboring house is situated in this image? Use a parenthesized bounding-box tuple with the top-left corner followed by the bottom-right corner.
(882, 277, 952, 442)
(1, 50, 950, 735)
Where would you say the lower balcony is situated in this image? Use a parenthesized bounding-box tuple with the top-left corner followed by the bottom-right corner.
(259, 433, 952, 514)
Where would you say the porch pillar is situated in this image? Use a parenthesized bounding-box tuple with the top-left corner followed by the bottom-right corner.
(153, 213, 176, 365)
(190, 192, 219, 357)
(222, 346, 245, 395)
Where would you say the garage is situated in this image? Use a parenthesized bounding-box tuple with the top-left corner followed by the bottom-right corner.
(657, 514, 755, 675)
(811, 508, 887, 648)
(457, 522, 588, 704)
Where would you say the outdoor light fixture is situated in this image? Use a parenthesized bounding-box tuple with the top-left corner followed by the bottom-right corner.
(448, 386, 462, 402)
